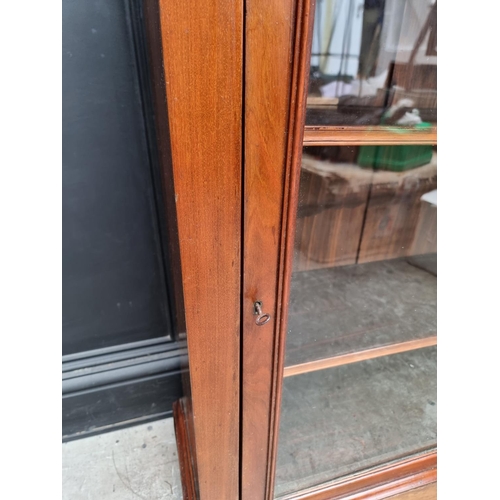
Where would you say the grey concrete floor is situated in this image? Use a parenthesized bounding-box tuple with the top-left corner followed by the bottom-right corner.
(275, 347, 437, 497)
(275, 257, 437, 497)
(63, 257, 436, 499)
(62, 418, 182, 500)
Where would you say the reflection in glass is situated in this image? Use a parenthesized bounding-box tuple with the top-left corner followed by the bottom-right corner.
(274, 146, 437, 497)
(275, 348, 437, 497)
(307, 0, 437, 126)
(295, 145, 436, 270)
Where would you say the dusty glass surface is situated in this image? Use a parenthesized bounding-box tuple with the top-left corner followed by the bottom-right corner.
(286, 145, 437, 366)
(274, 144, 437, 497)
(275, 348, 437, 497)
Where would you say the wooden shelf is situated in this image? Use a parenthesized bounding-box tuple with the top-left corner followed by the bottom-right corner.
(284, 257, 437, 370)
(306, 96, 339, 107)
(277, 452, 436, 500)
(303, 125, 437, 146)
(276, 348, 437, 497)
(284, 336, 436, 377)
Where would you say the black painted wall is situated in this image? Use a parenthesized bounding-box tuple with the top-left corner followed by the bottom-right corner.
(62, 0, 172, 354)
(62, 0, 183, 439)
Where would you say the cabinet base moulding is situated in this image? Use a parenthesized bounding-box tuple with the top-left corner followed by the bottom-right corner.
(277, 452, 436, 500)
(173, 398, 198, 500)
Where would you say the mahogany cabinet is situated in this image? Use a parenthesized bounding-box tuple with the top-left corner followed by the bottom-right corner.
(148, 0, 437, 498)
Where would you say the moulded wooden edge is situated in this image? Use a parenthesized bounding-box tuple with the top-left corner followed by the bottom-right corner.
(173, 398, 198, 500)
(276, 451, 437, 500)
(303, 126, 437, 146)
(283, 336, 437, 378)
(264, 0, 318, 498)
(386, 482, 436, 500)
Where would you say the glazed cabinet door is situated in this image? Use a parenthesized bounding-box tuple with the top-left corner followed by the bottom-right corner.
(242, 1, 437, 499)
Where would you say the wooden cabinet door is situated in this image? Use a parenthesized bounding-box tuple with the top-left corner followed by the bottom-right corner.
(242, 1, 437, 499)
(159, 0, 437, 498)
(241, 0, 316, 498)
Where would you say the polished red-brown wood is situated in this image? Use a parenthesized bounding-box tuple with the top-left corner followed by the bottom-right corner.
(241, 0, 295, 494)
(390, 483, 436, 500)
(143, 0, 186, 338)
(242, 0, 316, 498)
(283, 336, 438, 378)
(158, 0, 243, 497)
(159, 0, 437, 497)
(277, 452, 436, 500)
(242, 1, 437, 499)
(303, 126, 437, 146)
(173, 398, 197, 500)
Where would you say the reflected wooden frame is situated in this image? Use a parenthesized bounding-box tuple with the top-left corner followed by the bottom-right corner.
(277, 451, 436, 500)
(303, 125, 437, 146)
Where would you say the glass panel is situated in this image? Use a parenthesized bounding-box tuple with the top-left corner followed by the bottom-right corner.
(287, 145, 436, 367)
(274, 144, 437, 496)
(307, 0, 437, 127)
(275, 347, 437, 497)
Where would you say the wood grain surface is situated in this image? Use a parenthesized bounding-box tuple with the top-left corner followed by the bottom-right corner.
(277, 452, 436, 500)
(158, 0, 243, 497)
(241, 0, 295, 496)
(142, 0, 186, 339)
(173, 398, 198, 499)
(389, 483, 436, 500)
(242, 0, 316, 498)
(303, 126, 437, 146)
(283, 336, 437, 377)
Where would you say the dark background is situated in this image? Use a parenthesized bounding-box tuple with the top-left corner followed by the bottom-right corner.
(62, 0, 184, 440)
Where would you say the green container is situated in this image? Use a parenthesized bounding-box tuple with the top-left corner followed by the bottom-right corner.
(358, 123, 433, 172)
